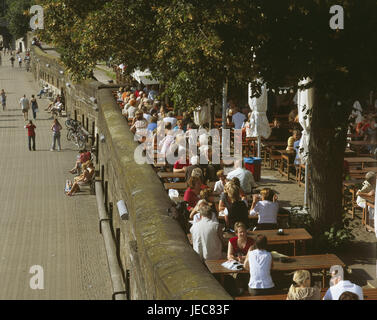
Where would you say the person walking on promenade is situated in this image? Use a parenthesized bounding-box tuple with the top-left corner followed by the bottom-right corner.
(20, 94, 30, 121)
(0, 89, 6, 111)
(25, 120, 36, 151)
(30, 95, 38, 119)
(50, 118, 62, 151)
(10, 55, 15, 67)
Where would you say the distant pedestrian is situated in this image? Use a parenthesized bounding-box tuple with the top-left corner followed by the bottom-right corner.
(10, 55, 15, 67)
(30, 95, 38, 119)
(50, 118, 62, 151)
(0, 89, 6, 110)
(20, 94, 30, 121)
(25, 120, 36, 151)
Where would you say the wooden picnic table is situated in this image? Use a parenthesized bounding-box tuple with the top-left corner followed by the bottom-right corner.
(218, 212, 289, 221)
(223, 228, 312, 256)
(344, 148, 356, 157)
(349, 141, 377, 156)
(205, 254, 345, 288)
(344, 157, 377, 169)
(164, 182, 187, 191)
(158, 171, 185, 181)
(261, 141, 287, 168)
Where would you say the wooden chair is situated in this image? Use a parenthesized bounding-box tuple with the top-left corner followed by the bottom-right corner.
(279, 152, 295, 180)
(269, 153, 282, 170)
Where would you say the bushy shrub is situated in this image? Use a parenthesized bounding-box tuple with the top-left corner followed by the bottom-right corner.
(288, 207, 354, 253)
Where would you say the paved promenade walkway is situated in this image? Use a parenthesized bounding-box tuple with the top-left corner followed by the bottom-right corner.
(0, 55, 112, 299)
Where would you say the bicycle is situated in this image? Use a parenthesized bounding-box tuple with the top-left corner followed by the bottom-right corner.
(65, 118, 87, 149)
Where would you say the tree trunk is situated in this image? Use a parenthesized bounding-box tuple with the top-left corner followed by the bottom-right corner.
(308, 89, 349, 228)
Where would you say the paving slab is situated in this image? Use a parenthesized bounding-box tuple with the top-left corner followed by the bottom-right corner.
(0, 55, 112, 299)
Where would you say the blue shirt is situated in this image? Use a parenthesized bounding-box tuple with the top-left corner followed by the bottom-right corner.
(294, 139, 301, 165)
(147, 123, 157, 132)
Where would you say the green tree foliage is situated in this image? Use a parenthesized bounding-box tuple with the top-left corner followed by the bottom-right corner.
(5, 0, 33, 39)
(38, 0, 377, 225)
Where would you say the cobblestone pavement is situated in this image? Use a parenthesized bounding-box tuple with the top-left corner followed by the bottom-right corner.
(0, 55, 112, 299)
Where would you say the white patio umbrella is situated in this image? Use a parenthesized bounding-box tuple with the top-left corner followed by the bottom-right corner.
(131, 69, 159, 85)
(248, 82, 271, 158)
(194, 100, 211, 126)
(297, 78, 314, 208)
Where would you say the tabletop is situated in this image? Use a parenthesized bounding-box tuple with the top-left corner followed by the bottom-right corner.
(344, 157, 377, 163)
(349, 141, 377, 146)
(205, 254, 345, 275)
(223, 228, 312, 242)
(164, 182, 188, 190)
(158, 172, 185, 179)
(262, 141, 287, 147)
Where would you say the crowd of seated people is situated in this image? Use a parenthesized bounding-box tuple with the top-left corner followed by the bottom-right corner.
(65, 149, 94, 196)
(111, 87, 371, 299)
(348, 99, 377, 155)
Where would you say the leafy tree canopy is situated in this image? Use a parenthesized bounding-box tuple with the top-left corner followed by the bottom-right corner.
(38, 0, 377, 110)
(5, 0, 33, 39)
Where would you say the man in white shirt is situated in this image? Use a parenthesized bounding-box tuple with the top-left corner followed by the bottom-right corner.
(123, 102, 137, 119)
(51, 98, 63, 115)
(147, 86, 158, 101)
(20, 94, 30, 121)
(232, 107, 246, 129)
(323, 279, 363, 300)
(142, 107, 152, 123)
(190, 204, 223, 261)
(213, 170, 226, 194)
(227, 159, 257, 194)
(323, 265, 363, 300)
(159, 122, 175, 156)
(163, 111, 177, 128)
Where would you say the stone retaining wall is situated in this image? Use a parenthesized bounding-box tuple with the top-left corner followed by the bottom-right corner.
(31, 45, 231, 300)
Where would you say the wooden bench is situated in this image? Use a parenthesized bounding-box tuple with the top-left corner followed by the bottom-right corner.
(235, 288, 377, 300)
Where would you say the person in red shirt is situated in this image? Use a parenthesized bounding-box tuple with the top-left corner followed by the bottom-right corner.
(70, 149, 92, 174)
(227, 222, 254, 263)
(227, 221, 255, 294)
(183, 176, 201, 212)
(173, 156, 190, 173)
(25, 120, 36, 151)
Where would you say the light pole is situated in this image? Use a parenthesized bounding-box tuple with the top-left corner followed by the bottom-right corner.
(222, 65, 229, 129)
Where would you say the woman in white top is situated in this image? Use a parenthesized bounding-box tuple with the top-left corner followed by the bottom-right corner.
(249, 188, 279, 230)
(213, 169, 226, 194)
(243, 234, 275, 296)
(130, 110, 148, 143)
